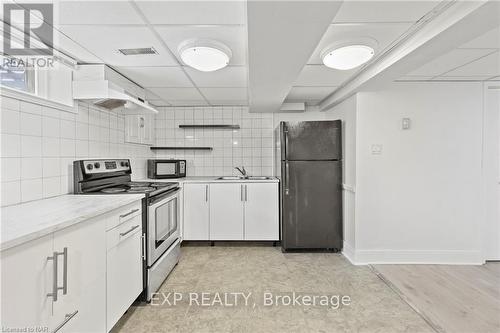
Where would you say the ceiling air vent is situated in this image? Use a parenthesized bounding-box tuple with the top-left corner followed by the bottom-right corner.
(118, 47, 158, 56)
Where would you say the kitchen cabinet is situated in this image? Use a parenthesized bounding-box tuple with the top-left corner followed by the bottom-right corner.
(0, 234, 54, 331)
(51, 215, 106, 333)
(125, 114, 154, 145)
(210, 183, 245, 240)
(244, 183, 279, 240)
(106, 212, 143, 330)
(0, 200, 144, 333)
(183, 184, 210, 240)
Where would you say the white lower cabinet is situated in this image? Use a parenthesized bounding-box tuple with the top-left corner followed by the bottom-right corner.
(183, 184, 210, 240)
(244, 183, 279, 240)
(51, 215, 106, 333)
(1, 234, 54, 331)
(0, 200, 144, 333)
(182, 182, 279, 241)
(106, 214, 143, 330)
(210, 183, 244, 240)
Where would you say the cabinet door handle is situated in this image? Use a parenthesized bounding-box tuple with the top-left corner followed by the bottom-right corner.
(141, 233, 146, 260)
(245, 185, 248, 202)
(120, 225, 140, 237)
(205, 185, 209, 202)
(47, 252, 59, 301)
(240, 185, 244, 201)
(120, 208, 139, 218)
(52, 310, 78, 333)
(61, 247, 68, 295)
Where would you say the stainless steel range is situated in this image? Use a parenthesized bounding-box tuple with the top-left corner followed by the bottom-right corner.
(73, 159, 181, 302)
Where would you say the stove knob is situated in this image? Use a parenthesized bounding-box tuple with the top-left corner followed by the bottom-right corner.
(123, 161, 129, 167)
(86, 164, 93, 171)
(120, 161, 127, 167)
(94, 162, 101, 169)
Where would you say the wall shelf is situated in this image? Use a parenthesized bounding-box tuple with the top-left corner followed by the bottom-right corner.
(150, 147, 213, 151)
(179, 124, 240, 129)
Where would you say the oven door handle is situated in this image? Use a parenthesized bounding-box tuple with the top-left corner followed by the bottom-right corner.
(147, 188, 180, 206)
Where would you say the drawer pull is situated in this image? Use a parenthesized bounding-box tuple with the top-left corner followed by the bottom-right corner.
(52, 310, 78, 333)
(120, 225, 140, 237)
(120, 208, 139, 218)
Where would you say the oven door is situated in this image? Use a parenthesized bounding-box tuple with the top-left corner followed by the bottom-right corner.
(147, 188, 180, 266)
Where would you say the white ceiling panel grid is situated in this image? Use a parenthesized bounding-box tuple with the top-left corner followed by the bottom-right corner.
(441, 51, 500, 77)
(184, 66, 247, 87)
(408, 49, 496, 76)
(199, 87, 247, 101)
(134, 1, 246, 25)
(58, 1, 144, 25)
(148, 87, 206, 101)
(59, 25, 178, 66)
(117, 66, 194, 87)
(332, 1, 441, 23)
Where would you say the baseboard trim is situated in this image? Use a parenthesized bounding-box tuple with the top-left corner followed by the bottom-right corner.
(342, 247, 484, 265)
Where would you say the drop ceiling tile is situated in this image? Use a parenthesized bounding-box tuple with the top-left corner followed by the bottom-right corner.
(184, 66, 247, 87)
(58, 25, 177, 66)
(407, 49, 495, 76)
(209, 100, 248, 106)
(58, 1, 143, 25)
(432, 76, 492, 81)
(154, 25, 246, 66)
(52, 28, 102, 63)
(168, 100, 210, 107)
(149, 87, 205, 101)
(135, 1, 245, 25)
(397, 76, 433, 81)
(443, 51, 500, 77)
(308, 22, 412, 65)
(199, 88, 247, 101)
(332, 1, 440, 23)
(287, 86, 336, 101)
(118, 66, 193, 87)
(294, 65, 354, 86)
(459, 27, 500, 49)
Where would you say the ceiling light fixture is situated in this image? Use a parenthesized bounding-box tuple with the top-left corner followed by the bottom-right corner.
(321, 43, 375, 70)
(179, 39, 232, 72)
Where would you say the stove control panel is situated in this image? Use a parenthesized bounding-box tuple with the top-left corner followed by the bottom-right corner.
(82, 159, 130, 174)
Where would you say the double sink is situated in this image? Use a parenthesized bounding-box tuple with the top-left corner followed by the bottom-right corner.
(217, 176, 274, 180)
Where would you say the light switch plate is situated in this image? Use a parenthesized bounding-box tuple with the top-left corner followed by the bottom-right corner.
(402, 118, 411, 130)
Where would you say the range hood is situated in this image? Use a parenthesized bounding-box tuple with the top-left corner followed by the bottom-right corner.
(72, 64, 158, 114)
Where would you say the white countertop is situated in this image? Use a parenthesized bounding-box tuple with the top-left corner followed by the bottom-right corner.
(0, 194, 144, 251)
(137, 176, 280, 184)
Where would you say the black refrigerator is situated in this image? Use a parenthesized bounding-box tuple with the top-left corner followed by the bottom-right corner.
(276, 120, 343, 251)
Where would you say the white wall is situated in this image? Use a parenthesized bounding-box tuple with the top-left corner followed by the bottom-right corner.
(352, 82, 485, 264)
(0, 96, 153, 206)
(482, 83, 500, 260)
(324, 96, 357, 259)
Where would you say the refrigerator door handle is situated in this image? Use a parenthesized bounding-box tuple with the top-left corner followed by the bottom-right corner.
(284, 162, 289, 195)
(283, 125, 288, 160)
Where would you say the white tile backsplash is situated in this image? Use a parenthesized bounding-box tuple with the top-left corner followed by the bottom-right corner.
(154, 106, 274, 177)
(1, 96, 153, 206)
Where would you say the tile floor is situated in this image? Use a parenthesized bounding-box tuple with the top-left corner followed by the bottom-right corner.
(112, 245, 433, 333)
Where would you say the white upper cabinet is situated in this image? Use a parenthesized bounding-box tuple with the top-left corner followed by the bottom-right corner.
(125, 114, 155, 145)
(183, 184, 210, 240)
(244, 183, 279, 240)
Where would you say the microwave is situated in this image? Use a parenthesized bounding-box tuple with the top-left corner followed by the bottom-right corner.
(147, 159, 186, 179)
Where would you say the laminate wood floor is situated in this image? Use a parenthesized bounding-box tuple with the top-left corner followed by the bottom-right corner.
(373, 263, 500, 333)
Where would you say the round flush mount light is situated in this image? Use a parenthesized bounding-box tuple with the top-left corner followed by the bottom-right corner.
(321, 40, 376, 70)
(179, 39, 232, 72)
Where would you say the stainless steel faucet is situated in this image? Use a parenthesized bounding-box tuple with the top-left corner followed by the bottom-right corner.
(234, 166, 248, 178)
